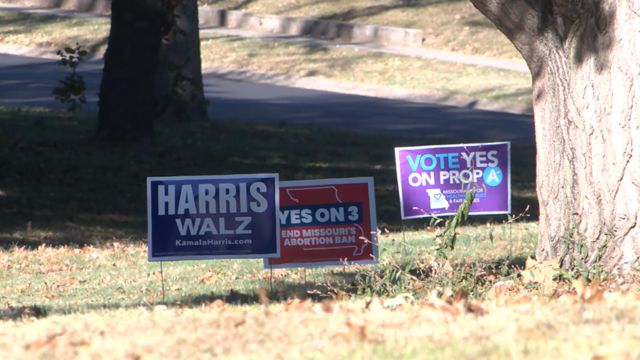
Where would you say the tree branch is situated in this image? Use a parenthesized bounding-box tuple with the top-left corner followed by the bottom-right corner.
(469, 0, 542, 63)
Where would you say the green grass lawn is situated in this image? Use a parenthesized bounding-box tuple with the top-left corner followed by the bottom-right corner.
(0, 6, 637, 359)
(0, 107, 537, 249)
(1, 108, 639, 359)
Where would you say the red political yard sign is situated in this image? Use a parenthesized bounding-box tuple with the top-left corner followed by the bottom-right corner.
(266, 177, 378, 268)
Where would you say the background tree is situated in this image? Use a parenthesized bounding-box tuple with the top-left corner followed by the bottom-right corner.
(98, 0, 208, 142)
(470, 0, 640, 271)
(155, 0, 209, 123)
(97, 0, 162, 142)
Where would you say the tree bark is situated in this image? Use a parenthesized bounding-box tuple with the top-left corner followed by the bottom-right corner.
(97, 0, 208, 141)
(155, 0, 209, 123)
(97, 0, 163, 142)
(470, 0, 640, 272)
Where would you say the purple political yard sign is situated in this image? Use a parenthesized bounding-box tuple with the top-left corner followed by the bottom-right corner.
(395, 142, 510, 219)
(147, 174, 280, 261)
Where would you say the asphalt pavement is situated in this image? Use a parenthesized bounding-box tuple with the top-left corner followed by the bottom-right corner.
(0, 52, 534, 143)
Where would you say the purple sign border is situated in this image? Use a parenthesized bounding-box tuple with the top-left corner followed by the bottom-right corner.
(394, 142, 511, 219)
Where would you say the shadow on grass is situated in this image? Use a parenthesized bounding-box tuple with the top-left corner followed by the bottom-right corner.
(320, 253, 532, 298)
(0, 305, 49, 321)
(0, 253, 532, 321)
(274, 0, 465, 24)
(182, 280, 333, 306)
(203, 0, 259, 11)
(0, 281, 334, 320)
(0, 107, 537, 248)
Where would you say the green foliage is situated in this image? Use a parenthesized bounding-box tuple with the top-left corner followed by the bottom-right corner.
(557, 226, 610, 283)
(52, 43, 87, 112)
(348, 225, 532, 299)
(562, 237, 609, 284)
(352, 239, 430, 297)
(349, 245, 521, 300)
(431, 186, 476, 258)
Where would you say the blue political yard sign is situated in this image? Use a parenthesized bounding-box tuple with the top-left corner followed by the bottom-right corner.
(147, 174, 280, 261)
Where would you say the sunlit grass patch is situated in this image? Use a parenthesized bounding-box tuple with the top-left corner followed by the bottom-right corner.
(204, 0, 522, 60)
(1, 234, 640, 359)
(199, 35, 532, 107)
(0, 10, 109, 54)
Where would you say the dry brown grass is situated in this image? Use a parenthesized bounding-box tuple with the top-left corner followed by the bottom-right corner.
(203, 0, 522, 59)
(2, 283, 639, 359)
(1, 229, 640, 359)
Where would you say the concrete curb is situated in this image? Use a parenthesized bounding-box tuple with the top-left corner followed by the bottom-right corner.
(198, 8, 424, 48)
(0, 0, 424, 48)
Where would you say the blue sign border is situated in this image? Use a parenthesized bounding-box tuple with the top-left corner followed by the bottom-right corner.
(147, 174, 280, 261)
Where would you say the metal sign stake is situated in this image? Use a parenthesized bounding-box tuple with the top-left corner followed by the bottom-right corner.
(160, 261, 166, 304)
(269, 265, 274, 295)
(303, 268, 307, 288)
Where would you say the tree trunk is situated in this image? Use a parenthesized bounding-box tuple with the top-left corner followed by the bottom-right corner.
(97, 0, 163, 142)
(155, 0, 209, 123)
(98, 0, 208, 141)
(470, 0, 640, 272)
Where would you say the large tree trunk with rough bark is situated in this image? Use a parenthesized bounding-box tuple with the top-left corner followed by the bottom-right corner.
(98, 0, 208, 141)
(470, 0, 640, 272)
(155, 0, 209, 123)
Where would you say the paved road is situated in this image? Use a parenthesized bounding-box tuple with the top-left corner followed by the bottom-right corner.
(0, 53, 534, 143)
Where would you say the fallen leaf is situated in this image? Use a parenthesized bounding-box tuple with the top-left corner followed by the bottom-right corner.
(422, 291, 461, 317)
(285, 298, 313, 312)
(437, 302, 461, 317)
(365, 296, 385, 312)
(199, 271, 218, 285)
(206, 299, 226, 310)
(59, 277, 79, 287)
(70, 339, 90, 347)
(126, 352, 142, 360)
(335, 290, 348, 301)
(345, 317, 367, 341)
(453, 289, 468, 303)
(521, 257, 560, 296)
(26, 331, 65, 350)
(505, 294, 532, 306)
(466, 301, 488, 316)
(486, 280, 516, 301)
(572, 279, 606, 303)
(585, 283, 606, 304)
(319, 300, 340, 314)
(573, 278, 586, 297)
